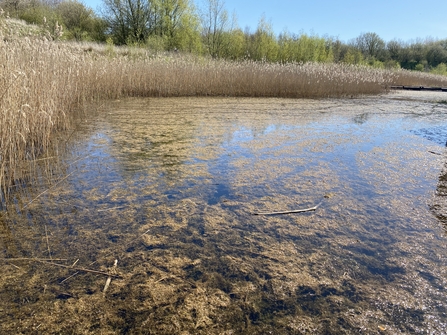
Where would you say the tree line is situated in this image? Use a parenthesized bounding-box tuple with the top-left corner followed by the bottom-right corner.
(1, 0, 447, 75)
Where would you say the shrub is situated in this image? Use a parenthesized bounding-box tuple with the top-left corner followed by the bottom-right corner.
(430, 63, 447, 76)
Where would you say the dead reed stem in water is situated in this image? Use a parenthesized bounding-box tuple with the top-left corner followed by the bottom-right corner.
(21, 171, 76, 209)
(103, 259, 118, 293)
(37, 260, 122, 278)
(44, 224, 52, 260)
(0, 258, 68, 261)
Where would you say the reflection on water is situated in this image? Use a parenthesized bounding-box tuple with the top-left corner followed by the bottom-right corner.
(1, 93, 447, 334)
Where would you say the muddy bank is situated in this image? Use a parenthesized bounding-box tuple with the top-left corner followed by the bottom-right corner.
(1, 92, 447, 334)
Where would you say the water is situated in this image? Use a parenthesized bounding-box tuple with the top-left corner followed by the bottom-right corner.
(1, 92, 447, 334)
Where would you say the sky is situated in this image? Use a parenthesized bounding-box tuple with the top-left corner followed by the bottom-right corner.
(83, 0, 447, 42)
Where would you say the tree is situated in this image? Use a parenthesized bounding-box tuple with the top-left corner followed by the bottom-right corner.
(342, 47, 365, 65)
(247, 16, 278, 61)
(426, 44, 447, 68)
(101, 0, 152, 44)
(156, 0, 199, 50)
(386, 39, 403, 61)
(352, 32, 386, 60)
(200, 0, 233, 58)
(165, 0, 202, 52)
(221, 28, 245, 59)
(330, 38, 345, 63)
(101, 0, 199, 48)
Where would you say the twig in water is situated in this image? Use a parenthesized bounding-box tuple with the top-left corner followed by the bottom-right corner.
(58, 259, 80, 282)
(22, 171, 76, 209)
(155, 275, 179, 283)
(60, 228, 152, 283)
(68, 154, 91, 167)
(252, 201, 322, 215)
(97, 206, 125, 212)
(0, 258, 68, 262)
(20, 156, 57, 163)
(59, 272, 78, 284)
(44, 224, 52, 260)
(38, 260, 122, 278)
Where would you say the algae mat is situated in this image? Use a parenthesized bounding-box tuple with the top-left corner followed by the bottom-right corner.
(1, 92, 447, 334)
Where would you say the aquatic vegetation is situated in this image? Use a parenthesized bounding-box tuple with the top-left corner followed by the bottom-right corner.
(1, 96, 447, 333)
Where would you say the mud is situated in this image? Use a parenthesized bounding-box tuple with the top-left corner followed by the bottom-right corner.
(1, 91, 447, 334)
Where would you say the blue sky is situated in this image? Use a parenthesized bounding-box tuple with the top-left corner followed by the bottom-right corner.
(83, 0, 447, 42)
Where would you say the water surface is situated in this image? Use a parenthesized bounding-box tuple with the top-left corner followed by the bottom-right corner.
(1, 91, 447, 334)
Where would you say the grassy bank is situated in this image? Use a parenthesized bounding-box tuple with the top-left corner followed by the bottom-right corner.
(2, 19, 447, 199)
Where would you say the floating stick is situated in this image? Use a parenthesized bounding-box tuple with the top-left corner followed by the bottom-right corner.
(252, 202, 322, 215)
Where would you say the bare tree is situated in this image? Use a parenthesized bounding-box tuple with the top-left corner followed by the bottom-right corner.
(200, 0, 232, 57)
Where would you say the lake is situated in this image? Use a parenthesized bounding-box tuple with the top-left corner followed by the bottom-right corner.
(1, 91, 447, 334)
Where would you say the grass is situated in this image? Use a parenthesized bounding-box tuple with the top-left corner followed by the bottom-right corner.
(2, 17, 447, 200)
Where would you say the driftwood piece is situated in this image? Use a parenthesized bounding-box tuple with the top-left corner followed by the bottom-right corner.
(253, 202, 322, 216)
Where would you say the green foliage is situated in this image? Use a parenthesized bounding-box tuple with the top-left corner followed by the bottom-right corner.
(278, 32, 333, 63)
(430, 63, 447, 76)
(18, 1, 60, 26)
(414, 63, 424, 71)
(56, 0, 105, 41)
(2, 0, 447, 76)
(221, 29, 246, 59)
(101, 0, 200, 50)
(145, 34, 168, 52)
(342, 48, 365, 65)
(105, 36, 115, 57)
(369, 58, 384, 69)
(384, 59, 401, 69)
(89, 16, 107, 42)
(167, 2, 202, 53)
(247, 16, 278, 61)
(0, 0, 105, 41)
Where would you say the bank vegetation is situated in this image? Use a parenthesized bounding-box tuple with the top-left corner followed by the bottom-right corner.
(2, 0, 447, 75)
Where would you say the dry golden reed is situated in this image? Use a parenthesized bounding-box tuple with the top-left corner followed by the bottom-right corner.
(1, 18, 447, 199)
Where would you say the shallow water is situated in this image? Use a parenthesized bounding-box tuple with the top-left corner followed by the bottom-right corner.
(1, 91, 447, 334)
